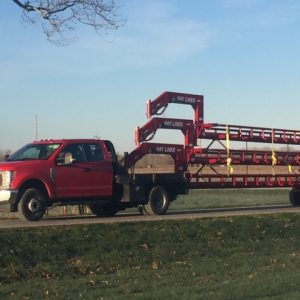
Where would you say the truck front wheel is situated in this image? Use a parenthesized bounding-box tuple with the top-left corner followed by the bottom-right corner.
(143, 186, 170, 215)
(17, 188, 46, 221)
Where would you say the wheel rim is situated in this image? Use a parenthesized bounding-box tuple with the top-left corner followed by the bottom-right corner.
(152, 189, 167, 212)
(28, 197, 42, 213)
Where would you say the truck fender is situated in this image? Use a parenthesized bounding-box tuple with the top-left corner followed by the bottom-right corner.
(16, 177, 54, 207)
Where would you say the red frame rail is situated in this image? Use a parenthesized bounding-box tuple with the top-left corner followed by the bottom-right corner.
(198, 123, 300, 145)
(190, 173, 300, 189)
(135, 117, 195, 147)
(187, 148, 300, 166)
(125, 143, 186, 172)
(146, 91, 204, 123)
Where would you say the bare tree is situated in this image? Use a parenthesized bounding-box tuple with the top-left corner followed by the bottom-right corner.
(12, 0, 123, 45)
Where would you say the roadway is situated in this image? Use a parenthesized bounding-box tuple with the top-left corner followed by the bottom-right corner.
(1, 205, 300, 229)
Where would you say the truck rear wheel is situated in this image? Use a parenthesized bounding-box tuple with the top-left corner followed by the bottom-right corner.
(17, 188, 46, 221)
(143, 186, 170, 215)
(89, 202, 118, 217)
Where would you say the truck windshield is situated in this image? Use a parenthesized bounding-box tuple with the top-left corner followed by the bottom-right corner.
(7, 143, 61, 161)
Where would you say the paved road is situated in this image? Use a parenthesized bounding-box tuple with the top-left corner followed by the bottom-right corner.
(1, 205, 300, 229)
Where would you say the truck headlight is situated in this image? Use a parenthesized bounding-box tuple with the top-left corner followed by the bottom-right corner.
(0, 171, 13, 189)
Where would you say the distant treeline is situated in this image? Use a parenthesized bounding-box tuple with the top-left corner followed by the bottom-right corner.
(0, 150, 11, 162)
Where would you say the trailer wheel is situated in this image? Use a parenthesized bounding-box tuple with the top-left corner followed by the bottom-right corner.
(144, 186, 170, 215)
(17, 188, 46, 221)
(290, 189, 300, 206)
(89, 202, 118, 217)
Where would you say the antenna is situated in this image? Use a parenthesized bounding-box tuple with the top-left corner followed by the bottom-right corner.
(35, 113, 38, 140)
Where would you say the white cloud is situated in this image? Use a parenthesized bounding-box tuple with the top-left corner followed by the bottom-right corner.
(79, 0, 214, 71)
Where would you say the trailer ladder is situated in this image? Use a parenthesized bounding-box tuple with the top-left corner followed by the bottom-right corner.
(126, 91, 300, 190)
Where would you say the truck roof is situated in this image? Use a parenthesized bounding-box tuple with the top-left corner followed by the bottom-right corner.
(32, 139, 104, 144)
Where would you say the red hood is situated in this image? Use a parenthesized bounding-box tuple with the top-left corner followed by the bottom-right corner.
(0, 160, 51, 171)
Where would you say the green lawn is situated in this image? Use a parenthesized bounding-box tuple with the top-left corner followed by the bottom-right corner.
(1, 214, 300, 299)
(170, 188, 291, 210)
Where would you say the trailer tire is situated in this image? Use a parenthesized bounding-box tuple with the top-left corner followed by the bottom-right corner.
(89, 202, 118, 217)
(17, 188, 46, 221)
(143, 186, 170, 215)
(290, 189, 300, 206)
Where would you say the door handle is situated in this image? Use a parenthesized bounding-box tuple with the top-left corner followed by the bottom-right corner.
(81, 167, 91, 172)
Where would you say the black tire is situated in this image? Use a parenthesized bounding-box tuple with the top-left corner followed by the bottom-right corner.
(17, 188, 46, 221)
(143, 186, 170, 215)
(89, 202, 118, 217)
(290, 189, 300, 206)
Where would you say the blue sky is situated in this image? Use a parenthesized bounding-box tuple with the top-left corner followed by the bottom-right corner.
(1, 0, 300, 153)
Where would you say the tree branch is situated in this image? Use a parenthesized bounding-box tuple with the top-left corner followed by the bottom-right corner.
(11, 0, 124, 45)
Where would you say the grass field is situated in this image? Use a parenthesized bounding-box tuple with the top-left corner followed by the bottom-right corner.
(170, 188, 291, 210)
(2, 213, 300, 299)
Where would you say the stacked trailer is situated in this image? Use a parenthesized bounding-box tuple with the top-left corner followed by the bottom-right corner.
(124, 91, 300, 207)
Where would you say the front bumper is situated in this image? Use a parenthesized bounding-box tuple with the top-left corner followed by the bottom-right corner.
(0, 190, 18, 212)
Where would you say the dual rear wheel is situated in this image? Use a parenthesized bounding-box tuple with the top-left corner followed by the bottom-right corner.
(143, 186, 170, 215)
(88, 186, 170, 217)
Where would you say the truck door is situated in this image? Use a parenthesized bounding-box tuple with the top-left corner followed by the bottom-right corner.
(83, 142, 113, 196)
(54, 143, 95, 198)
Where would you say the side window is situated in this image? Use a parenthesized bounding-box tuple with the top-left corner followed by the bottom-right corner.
(85, 143, 104, 162)
(58, 144, 85, 163)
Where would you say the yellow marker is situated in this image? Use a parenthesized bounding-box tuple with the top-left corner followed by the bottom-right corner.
(271, 129, 277, 175)
(227, 157, 234, 174)
(288, 164, 292, 174)
(226, 125, 234, 175)
(271, 151, 277, 166)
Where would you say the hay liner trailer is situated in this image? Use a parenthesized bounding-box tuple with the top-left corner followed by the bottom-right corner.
(1, 91, 300, 221)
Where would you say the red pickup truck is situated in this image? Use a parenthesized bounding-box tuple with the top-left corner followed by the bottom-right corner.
(0, 138, 187, 221)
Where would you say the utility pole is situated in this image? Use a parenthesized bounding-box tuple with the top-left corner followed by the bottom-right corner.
(0, 128, 3, 155)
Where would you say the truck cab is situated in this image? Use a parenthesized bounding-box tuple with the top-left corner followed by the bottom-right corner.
(0, 139, 116, 221)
